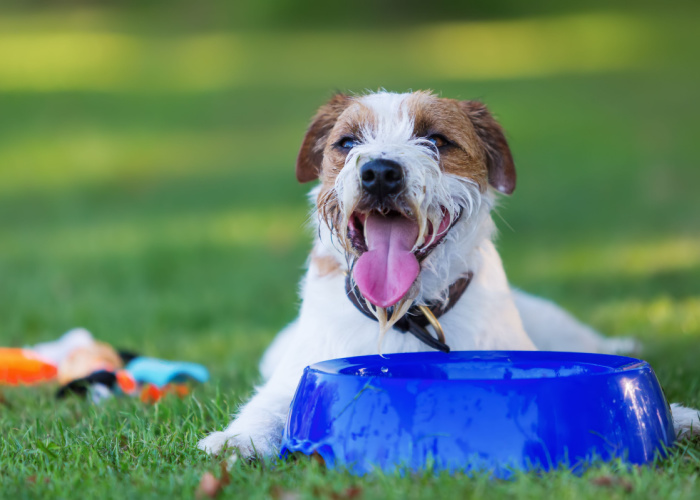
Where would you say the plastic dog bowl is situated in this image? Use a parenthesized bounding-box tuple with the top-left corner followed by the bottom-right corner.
(281, 351, 674, 476)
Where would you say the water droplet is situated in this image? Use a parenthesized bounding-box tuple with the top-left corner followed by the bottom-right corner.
(381, 367, 389, 373)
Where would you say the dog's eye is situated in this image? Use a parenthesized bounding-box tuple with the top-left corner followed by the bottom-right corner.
(337, 137, 358, 150)
(427, 135, 449, 148)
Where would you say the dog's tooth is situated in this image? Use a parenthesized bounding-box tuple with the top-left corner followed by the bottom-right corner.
(414, 216, 426, 252)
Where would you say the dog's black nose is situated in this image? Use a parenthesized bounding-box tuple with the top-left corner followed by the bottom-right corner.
(360, 159, 404, 200)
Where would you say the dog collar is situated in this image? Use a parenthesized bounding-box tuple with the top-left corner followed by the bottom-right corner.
(344, 272, 473, 353)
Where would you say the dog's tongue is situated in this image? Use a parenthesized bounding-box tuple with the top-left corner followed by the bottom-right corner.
(353, 213, 420, 308)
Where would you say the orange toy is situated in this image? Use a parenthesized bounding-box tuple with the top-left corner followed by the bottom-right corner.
(0, 348, 58, 385)
(139, 383, 190, 404)
(116, 370, 137, 394)
(57, 342, 123, 385)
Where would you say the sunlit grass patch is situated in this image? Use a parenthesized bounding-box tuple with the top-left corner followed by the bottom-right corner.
(592, 296, 700, 339)
(0, 207, 310, 260)
(511, 237, 700, 282)
(0, 12, 673, 93)
(0, 33, 243, 92)
(0, 126, 298, 194)
(416, 13, 651, 80)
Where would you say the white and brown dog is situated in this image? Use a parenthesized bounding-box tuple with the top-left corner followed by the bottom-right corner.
(200, 90, 699, 459)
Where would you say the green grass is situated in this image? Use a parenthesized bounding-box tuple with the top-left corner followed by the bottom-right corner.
(1, 3, 700, 498)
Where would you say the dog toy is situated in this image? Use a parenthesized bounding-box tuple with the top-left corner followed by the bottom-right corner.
(0, 348, 58, 385)
(57, 341, 123, 385)
(1, 328, 209, 404)
(31, 328, 95, 365)
(125, 357, 209, 387)
(125, 357, 209, 403)
(55, 360, 207, 403)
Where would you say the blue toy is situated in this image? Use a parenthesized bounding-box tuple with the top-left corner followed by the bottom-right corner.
(126, 357, 209, 388)
(281, 351, 674, 477)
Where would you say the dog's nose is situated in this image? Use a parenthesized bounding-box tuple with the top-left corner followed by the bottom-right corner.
(360, 159, 404, 200)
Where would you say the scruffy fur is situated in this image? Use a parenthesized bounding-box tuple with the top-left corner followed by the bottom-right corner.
(199, 90, 699, 459)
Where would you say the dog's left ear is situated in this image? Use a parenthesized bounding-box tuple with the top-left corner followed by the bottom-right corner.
(459, 100, 516, 195)
(296, 93, 352, 183)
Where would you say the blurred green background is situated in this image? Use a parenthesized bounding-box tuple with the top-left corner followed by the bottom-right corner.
(1, 1, 700, 497)
(1, 0, 698, 372)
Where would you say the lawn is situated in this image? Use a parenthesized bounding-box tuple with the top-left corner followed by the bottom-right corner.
(1, 3, 699, 499)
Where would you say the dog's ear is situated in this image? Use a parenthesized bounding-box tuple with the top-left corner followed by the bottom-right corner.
(296, 93, 352, 183)
(459, 100, 516, 195)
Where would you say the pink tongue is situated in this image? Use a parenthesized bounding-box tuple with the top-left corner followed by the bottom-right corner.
(353, 214, 420, 308)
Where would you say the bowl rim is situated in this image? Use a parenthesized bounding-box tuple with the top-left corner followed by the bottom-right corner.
(304, 350, 650, 383)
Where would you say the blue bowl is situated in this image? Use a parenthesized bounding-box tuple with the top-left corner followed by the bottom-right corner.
(281, 351, 674, 476)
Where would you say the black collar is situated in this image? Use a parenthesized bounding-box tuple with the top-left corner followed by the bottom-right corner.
(345, 272, 473, 353)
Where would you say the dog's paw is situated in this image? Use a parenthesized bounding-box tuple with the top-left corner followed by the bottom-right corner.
(198, 431, 234, 456)
(198, 428, 280, 459)
(671, 403, 700, 438)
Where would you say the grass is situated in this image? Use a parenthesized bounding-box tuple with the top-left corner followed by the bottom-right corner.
(1, 2, 700, 498)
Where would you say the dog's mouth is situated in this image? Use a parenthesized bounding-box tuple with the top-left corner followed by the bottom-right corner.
(346, 208, 455, 309)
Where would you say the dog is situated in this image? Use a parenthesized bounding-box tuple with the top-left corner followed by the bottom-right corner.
(199, 90, 699, 459)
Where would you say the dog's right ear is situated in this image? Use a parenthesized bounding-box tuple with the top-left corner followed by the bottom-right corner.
(296, 93, 351, 183)
(459, 100, 516, 195)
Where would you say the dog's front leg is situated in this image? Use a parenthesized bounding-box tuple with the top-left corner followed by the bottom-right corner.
(198, 374, 298, 460)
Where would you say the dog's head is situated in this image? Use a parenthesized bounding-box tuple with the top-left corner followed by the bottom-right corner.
(298, 91, 515, 329)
